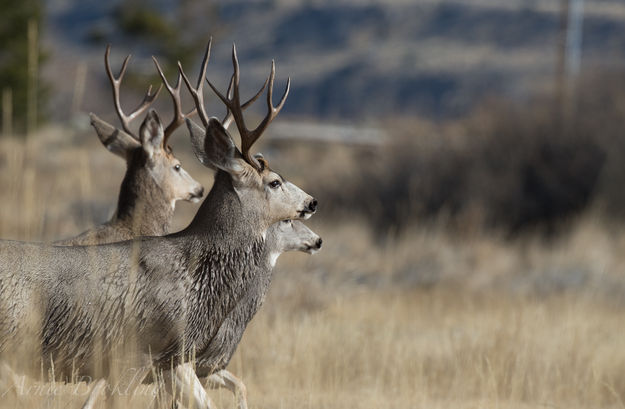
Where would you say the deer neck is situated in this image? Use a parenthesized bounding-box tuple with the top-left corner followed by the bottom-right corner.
(178, 173, 280, 369)
(177, 171, 268, 364)
(184, 170, 266, 243)
(151, 171, 275, 367)
(112, 152, 173, 237)
(181, 169, 268, 300)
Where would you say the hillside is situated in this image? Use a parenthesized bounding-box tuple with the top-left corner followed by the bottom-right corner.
(43, 0, 625, 122)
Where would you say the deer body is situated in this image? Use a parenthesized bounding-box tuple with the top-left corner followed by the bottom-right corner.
(195, 219, 321, 378)
(56, 46, 204, 246)
(178, 218, 321, 409)
(55, 142, 178, 245)
(0, 169, 314, 377)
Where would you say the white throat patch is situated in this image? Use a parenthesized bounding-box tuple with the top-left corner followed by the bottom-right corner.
(268, 251, 281, 268)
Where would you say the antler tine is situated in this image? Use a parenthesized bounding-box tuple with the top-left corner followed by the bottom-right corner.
(207, 45, 288, 169)
(128, 84, 162, 122)
(104, 44, 162, 138)
(206, 44, 239, 109)
(220, 74, 269, 129)
(178, 38, 212, 127)
(104, 45, 132, 136)
(240, 60, 290, 166)
(153, 56, 197, 142)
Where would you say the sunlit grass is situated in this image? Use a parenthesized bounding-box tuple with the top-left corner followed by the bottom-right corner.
(0, 127, 624, 408)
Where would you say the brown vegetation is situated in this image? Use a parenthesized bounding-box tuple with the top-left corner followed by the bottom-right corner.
(0, 113, 624, 407)
(310, 72, 625, 239)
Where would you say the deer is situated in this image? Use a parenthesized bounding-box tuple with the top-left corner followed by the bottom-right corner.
(172, 218, 322, 409)
(79, 219, 322, 409)
(0, 39, 318, 409)
(1, 219, 322, 409)
(85, 48, 320, 408)
(55, 45, 204, 246)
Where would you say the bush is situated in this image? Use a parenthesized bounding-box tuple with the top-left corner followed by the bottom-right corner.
(318, 72, 625, 237)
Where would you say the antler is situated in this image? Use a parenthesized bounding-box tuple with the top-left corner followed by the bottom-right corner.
(221, 74, 268, 129)
(207, 44, 290, 169)
(152, 56, 197, 144)
(178, 39, 269, 133)
(178, 38, 212, 128)
(104, 45, 162, 138)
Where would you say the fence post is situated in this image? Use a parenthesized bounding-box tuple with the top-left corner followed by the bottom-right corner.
(72, 62, 88, 116)
(26, 18, 38, 137)
(2, 88, 12, 137)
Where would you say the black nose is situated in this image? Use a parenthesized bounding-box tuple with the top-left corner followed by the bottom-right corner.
(308, 199, 318, 212)
(196, 187, 204, 198)
(315, 238, 323, 249)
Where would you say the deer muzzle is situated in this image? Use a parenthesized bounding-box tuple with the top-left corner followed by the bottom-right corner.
(189, 186, 205, 203)
(299, 198, 318, 219)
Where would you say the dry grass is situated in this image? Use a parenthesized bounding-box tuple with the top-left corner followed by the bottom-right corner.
(233, 289, 625, 409)
(4, 288, 625, 409)
(1, 126, 625, 408)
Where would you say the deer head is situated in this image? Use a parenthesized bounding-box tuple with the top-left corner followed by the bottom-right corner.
(266, 219, 322, 268)
(179, 40, 317, 231)
(271, 219, 322, 254)
(91, 45, 204, 207)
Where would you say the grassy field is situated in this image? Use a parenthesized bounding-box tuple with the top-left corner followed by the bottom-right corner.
(234, 289, 625, 409)
(0, 126, 624, 408)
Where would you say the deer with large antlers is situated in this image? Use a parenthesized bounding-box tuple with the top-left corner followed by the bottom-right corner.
(55, 45, 204, 246)
(0, 39, 317, 409)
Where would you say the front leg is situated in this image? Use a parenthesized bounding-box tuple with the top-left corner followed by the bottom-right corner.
(80, 379, 106, 409)
(163, 363, 216, 409)
(205, 369, 247, 409)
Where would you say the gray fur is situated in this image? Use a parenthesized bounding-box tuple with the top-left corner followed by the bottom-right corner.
(55, 112, 203, 246)
(0, 117, 317, 409)
(0, 170, 316, 381)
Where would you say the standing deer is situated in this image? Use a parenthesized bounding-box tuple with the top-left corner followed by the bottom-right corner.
(181, 219, 322, 409)
(56, 46, 204, 246)
(0, 39, 317, 409)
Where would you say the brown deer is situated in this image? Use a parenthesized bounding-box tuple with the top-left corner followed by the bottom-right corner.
(56, 46, 204, 245)
(0, 39, 317, 409)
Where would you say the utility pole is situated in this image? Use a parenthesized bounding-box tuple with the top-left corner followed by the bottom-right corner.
(556, 0, 585, 121)
(566, 0, 585, 81)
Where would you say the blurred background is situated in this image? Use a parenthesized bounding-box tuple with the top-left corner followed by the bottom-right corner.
(2, 0, 625, 408)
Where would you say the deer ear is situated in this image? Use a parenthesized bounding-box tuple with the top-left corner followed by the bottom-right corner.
(139, 110, 165, 158)
(90, 113, 140, 159)
(254, 153, 269, 171)
(186, 118, 212, 168)
(187, 117, 248, 176)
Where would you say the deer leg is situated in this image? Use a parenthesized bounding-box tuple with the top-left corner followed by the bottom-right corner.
(204, 370, 248, 409)
(80, 379, 106, 409)
(163, 363, 215, 409)
(104, 366, 152, 407)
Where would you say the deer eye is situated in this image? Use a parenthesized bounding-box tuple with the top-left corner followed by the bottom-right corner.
(174, 164, 181, 172)
(269, 180, 282, 189)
